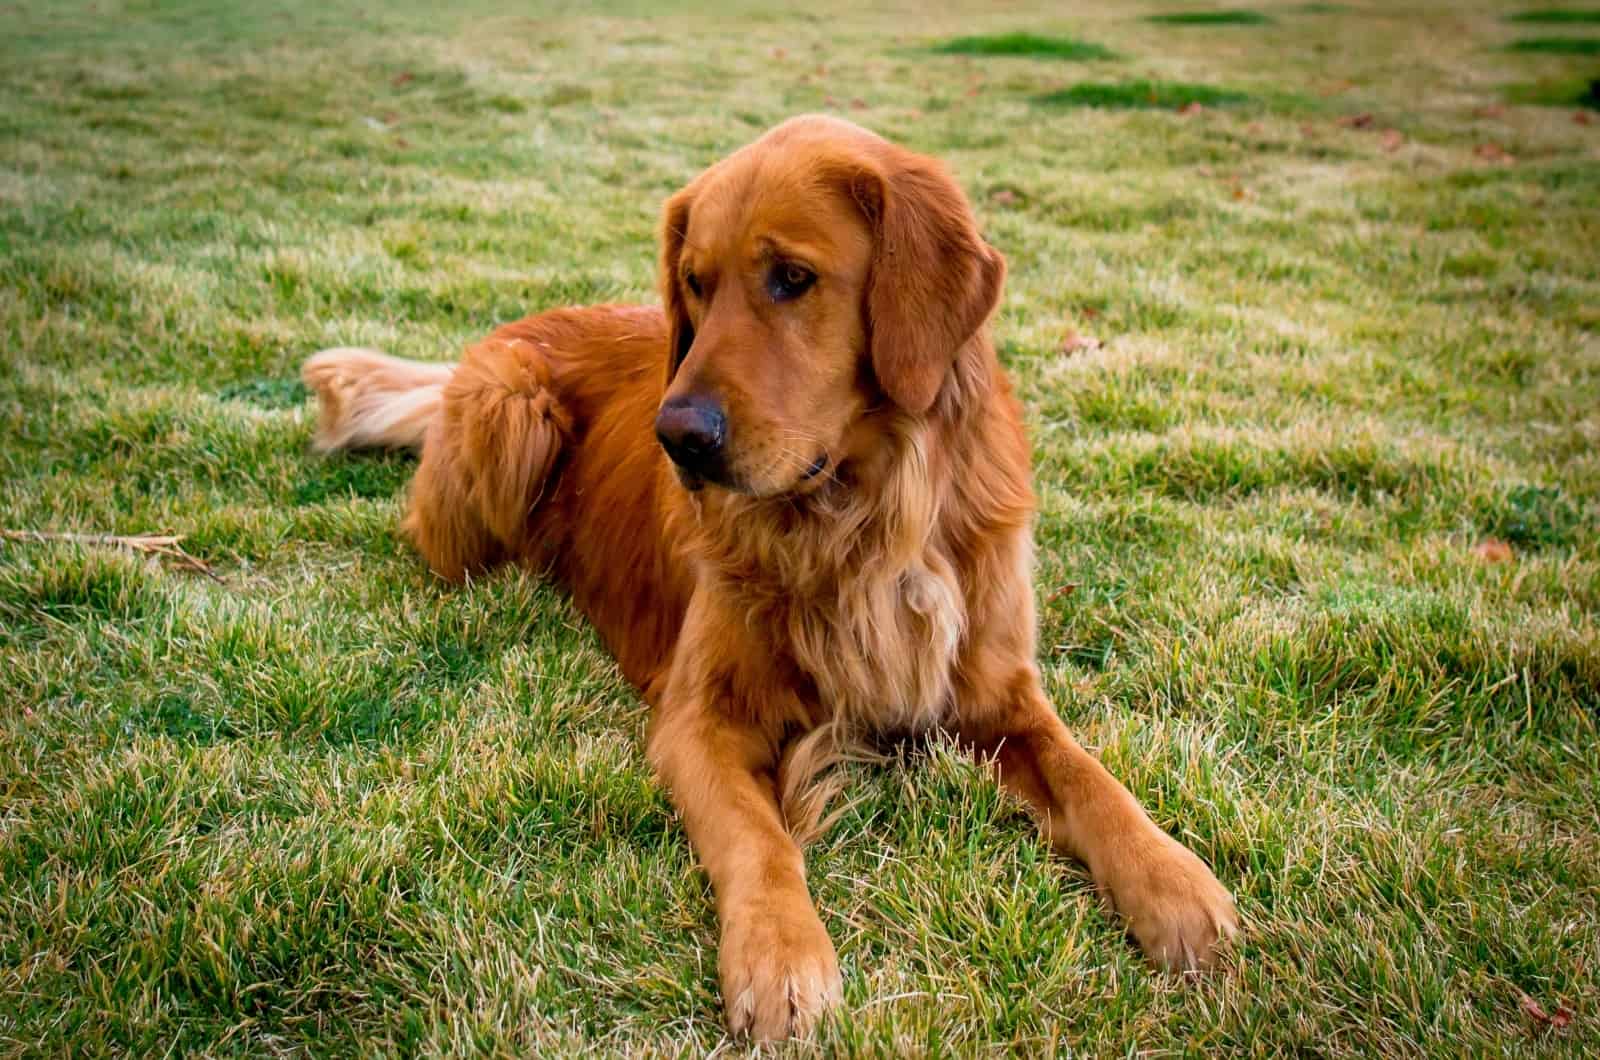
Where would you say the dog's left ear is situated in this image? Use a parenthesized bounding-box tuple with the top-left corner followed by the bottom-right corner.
(850, 151, 1005, 414)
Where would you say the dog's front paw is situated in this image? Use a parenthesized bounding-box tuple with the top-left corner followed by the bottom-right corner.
(1108, 833, 1239, 972)
(719, 899, 843, 1040)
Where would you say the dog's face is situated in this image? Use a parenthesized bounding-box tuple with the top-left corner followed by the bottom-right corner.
(655, 116, 1005, 496)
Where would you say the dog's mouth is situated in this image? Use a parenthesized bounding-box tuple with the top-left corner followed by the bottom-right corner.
(671, 452, 830, 496)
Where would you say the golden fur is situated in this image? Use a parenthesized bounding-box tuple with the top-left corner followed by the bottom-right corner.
(303, 115, 1238, 1040)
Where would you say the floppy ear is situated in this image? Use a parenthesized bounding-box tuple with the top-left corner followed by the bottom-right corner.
(658, 186, 696, 390)
(852, 153, 1005, 414)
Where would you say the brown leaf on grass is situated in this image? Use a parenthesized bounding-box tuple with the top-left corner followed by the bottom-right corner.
(1336, 112, 1375, 129)
(849, 97, 868, 111)
(1080, 305, 1101, 320)
(1472, 539, 1515, 563)
(770, 47, 787, 60)
(1575, 111, 1595, 126)
(1520, 992, 1575, 1030)
(1475, 104, 1507, 119)
(392, 71, 414, 87)
(1047, 583, 1080, 604)
(1380, 129, 1404, 152)
(1061, 331, 1102, 356)
(1474, 142, 1515, 165)
(1178, 101, 1205, 116)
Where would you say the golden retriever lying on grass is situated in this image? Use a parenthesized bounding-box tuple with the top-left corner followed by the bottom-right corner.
(303, 115, 1237, 1040)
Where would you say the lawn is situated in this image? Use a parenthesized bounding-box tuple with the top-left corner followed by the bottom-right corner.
(2, 0, 1597, 1054)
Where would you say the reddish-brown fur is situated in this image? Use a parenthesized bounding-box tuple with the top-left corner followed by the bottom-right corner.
(303, 115, 1238, 1040)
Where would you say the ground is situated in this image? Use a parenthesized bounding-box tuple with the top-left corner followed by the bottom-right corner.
(2, 1, 1598, 1055)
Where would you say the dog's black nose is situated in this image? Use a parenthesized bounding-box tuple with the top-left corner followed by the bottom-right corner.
(655, 395, 728, 476)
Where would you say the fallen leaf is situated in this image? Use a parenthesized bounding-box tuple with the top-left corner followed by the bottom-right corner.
(1231, 182, 1248, 200)
(770, 46, 787, 60)
(1475, 104, 1507, 119)
(1061, 331, 1102, 355)
(1246, 121, 1264, 135)
(392, 71, 414, 87)
(1380, 128, 1404, 152)
(393, 137, 409, 148)
(1336, 112, 1375, 129)
(849, 97, 867, 111)
(1473, 539, 1514, 563)
(1520, 992, 1575, 1030)
(1178, 101, 1205, 116)
(1474, 142, 1515, 164)
(1575, 111, 1594, 126)
(1080, 306, 1101, 320)
(1047, 583, 1080, 604)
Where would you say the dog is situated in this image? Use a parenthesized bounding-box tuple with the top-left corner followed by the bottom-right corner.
(302, 115, 1238, 1040)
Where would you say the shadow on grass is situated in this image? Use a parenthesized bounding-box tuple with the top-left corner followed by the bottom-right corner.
(1508, 36, 1600, 54)
(218, 378, 309, 409)
(929, 32, 1116, 60)
(1505, 76, 1600, 109)
(1507, 9, 1600, 23)
(1144, 10, 1273, 25)
(1035, 80, 1249, 109)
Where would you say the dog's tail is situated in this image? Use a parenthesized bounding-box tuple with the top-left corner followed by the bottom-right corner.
(303, 339, 572, 581)
(301, 347, 454, 452)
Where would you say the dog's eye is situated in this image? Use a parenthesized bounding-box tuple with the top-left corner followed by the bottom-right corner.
(768, 262, 816, 303)
(683, 270, 702, 299)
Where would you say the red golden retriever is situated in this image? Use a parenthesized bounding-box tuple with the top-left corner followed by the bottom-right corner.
(302, 115, 1238, 1040)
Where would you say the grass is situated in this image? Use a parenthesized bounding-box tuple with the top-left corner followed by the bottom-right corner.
(1144, 10, 1274, 25)
(1508, 8, 1600, 23)
(1036, 79, 1250, 109)
(1506, 76, 1600, 109)
(1509, 36, 1600, 54)
(930, 32, 1116, 61)
(2, 0, 1598, 1054)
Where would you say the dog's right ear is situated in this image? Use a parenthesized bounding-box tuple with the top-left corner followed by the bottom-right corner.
(658, 186, 696, 389)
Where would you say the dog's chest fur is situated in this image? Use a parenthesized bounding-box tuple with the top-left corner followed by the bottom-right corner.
(775, 552, 966, 734)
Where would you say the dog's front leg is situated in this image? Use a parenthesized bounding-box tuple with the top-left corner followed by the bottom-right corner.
(955, 667, 1239, 971)
(646, 635, 841, 1040)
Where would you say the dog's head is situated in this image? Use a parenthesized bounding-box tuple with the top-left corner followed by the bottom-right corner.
(654, 115, 1005, 495)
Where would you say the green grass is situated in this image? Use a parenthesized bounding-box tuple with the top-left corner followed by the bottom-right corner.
(1506, 75, 1600, 109)
(3, 0, 1599, 1054)
(1509, 35, 1600, 53)
(1036, 79, 1250, 109)
(1508, 8, 1600, 23)
(1145, 9, 1274, 25)
(930, 32, 1116, 61)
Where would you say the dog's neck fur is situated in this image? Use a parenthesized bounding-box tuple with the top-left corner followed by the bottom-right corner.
(692, 338, 1001, 734)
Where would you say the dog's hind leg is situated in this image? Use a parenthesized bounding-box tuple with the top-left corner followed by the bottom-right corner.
(400, 338, 573, 582)
(301, 347, 455, 452)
